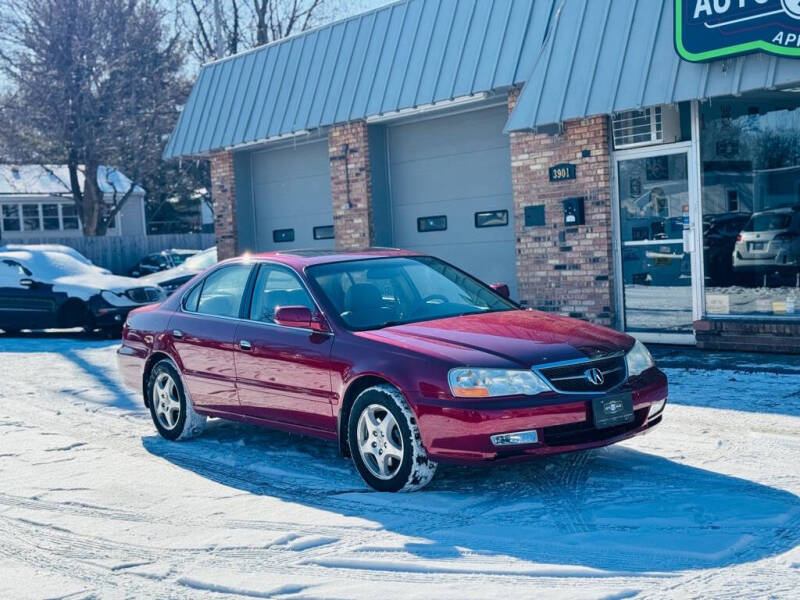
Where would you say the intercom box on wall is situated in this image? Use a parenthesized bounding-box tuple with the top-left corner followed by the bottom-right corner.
(562, 197, 585, 226)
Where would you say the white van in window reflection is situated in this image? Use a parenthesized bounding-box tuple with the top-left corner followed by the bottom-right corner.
(733, 207, 800, 272)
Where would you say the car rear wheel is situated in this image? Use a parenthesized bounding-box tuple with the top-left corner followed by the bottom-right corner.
(348, 384, 437, 492)
(147, 360, 206, 441)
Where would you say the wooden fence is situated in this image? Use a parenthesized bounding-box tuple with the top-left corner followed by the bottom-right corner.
(5, 233, 216, 274)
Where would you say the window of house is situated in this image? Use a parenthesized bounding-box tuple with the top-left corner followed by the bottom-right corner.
(1, 204, 21, 231)
(42, 204, 60, 230)
(22, 204, 40, 231)
(61, 204, 80, 230)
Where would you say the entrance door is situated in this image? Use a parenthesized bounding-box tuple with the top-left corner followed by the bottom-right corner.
(614, 144, 701, 343)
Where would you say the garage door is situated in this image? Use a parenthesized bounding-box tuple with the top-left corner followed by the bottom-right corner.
(251, 139, 333, 251)
(387, 105, 517, 297)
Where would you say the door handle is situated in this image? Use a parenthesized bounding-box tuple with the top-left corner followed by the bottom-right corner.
(172, 329, 184, 339)
(239, 340, 252, 351)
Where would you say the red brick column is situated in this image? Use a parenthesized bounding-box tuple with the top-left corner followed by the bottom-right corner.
(209, 150, 238, 260)
(508, 88, 615, 326)
(329, 121, 373, 250)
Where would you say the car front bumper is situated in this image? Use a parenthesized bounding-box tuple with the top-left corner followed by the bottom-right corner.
(410, 367, 667, 464)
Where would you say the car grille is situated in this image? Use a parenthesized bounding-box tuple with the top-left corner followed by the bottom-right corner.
(537, 353, 627, 393)
(126, 287, 162, 304)
(542, 408, 650, 447)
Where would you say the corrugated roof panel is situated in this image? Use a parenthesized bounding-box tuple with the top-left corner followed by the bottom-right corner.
(334, 12, 378, 123)
(320, 19, 362, 126)
(507, 0, 800, 131)
(397, 0, 441, 109)
(165, 0, 556, 158)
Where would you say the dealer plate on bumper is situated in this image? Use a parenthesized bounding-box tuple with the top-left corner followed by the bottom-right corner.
(592, 393, 634, 429)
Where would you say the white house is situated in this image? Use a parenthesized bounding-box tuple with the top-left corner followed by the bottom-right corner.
(0, 165, 146, 239)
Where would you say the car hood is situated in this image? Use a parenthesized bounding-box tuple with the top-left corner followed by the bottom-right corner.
(52, 272, 155, 297)
(137, 264, 197, 285)
(357, 309, 634, 368)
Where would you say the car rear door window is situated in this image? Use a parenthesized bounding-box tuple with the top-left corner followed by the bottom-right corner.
(249, 264, 315, 323)
(195, 264, 253, 318)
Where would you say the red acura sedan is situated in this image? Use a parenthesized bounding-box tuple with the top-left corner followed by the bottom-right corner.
(117, 249, 667, 492)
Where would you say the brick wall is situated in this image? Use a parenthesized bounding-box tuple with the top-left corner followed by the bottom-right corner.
(694, 319, 800, 354)
(508, 89, 615, 326)
(209, 150, 238, 260)
(329, 121, 373, 251)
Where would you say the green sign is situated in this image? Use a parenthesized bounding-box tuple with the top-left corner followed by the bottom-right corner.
(676, 0, 800, 62)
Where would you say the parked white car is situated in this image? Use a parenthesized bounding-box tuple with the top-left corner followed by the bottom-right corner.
(732, 208, 800, 272)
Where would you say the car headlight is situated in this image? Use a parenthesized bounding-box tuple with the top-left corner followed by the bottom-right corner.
(625, 340, 655, 377)
(448, 368, 550, 398)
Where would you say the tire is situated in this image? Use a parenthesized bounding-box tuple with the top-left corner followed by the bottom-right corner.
(147, 360, 206, 441)
(348, 384, 437, 492)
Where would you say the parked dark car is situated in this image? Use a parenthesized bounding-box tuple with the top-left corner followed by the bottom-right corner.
(0, 247, 165, 335)
(703, 213, 751, 285)
(118, 249, 667, 492)
(129, 249, 200, 277)
(137, 247, 217, 295)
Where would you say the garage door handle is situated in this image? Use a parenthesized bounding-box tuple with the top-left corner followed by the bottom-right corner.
(172, 329, 184, 339)
(239, 340, 252, 351)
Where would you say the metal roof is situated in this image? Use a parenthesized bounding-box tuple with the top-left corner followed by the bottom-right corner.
(506, 0, 800, 131)
(164, 0, 558, 159)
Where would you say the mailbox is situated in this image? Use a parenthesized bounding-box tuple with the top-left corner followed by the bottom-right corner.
(562, 197, 585, 226)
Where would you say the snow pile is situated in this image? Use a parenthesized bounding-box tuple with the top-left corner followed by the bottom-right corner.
(0, 337, 798, 598)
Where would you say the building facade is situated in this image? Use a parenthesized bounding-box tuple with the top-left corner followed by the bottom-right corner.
(166, 0, 800, 352)
(0, 165, 147, 239)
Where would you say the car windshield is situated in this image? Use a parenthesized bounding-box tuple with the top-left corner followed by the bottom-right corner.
(182, 248, 217, 270)
(306, 256, 517, 331)
(744, 213, 791, 232)
(171, 251, 196, 266)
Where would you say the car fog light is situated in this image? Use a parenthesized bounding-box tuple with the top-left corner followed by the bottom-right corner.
(491, 430, 539, 446)
(648, 398, 666, 418)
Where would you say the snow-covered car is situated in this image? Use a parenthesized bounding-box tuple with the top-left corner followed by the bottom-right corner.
(0, 247, 165, 335)
(0, 243, 109, 272)
(137, 247, 217, 295)
(128, 248, 200, 277)
(733, 208, 800, 273)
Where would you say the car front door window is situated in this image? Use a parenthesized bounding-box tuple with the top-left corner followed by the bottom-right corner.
(249, 265, 316, 324)
(195, 264, 253, 319)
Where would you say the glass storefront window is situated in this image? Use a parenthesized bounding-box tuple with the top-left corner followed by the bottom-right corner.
(701, 94, 800, 318)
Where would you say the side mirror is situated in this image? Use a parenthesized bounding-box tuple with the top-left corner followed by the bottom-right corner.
(274, 305, 329, 332)
(490, 282, 510, 299)
(19, 278, 34, 288)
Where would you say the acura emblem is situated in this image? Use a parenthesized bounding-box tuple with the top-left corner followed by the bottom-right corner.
(585, 368, 605, 386)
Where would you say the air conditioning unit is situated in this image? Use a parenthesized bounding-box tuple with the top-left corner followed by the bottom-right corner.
(612, 105, 681, 150)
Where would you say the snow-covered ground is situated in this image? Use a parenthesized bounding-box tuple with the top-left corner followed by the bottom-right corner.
(1, 336, 799, 599)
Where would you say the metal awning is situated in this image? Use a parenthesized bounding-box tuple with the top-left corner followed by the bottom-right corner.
(506, 0, 800, 132)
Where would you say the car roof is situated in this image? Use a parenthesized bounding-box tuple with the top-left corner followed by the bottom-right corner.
(238, 247, 423, 268)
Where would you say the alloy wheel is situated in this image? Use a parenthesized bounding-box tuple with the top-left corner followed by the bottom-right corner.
(356, 403, 404, 480)
(153, 372, 181, 430)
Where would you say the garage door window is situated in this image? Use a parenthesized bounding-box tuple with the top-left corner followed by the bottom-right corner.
(475, 210, 508, 228)
(417, 216, 447, 232)
(273, 229, 295, 243)
(313, 225, 334, 240)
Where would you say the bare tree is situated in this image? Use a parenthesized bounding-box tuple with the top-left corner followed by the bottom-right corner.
(182, 0, 366, 62)
(0, 0, 193, 236)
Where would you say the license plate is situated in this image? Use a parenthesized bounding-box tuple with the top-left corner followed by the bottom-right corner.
(592, 393, 634, 429)
(750, 242, 765, 251)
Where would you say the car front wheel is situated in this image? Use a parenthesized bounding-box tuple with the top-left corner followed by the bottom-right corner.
(147, 360, 206, 441)
(348, 384, 437, 492)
